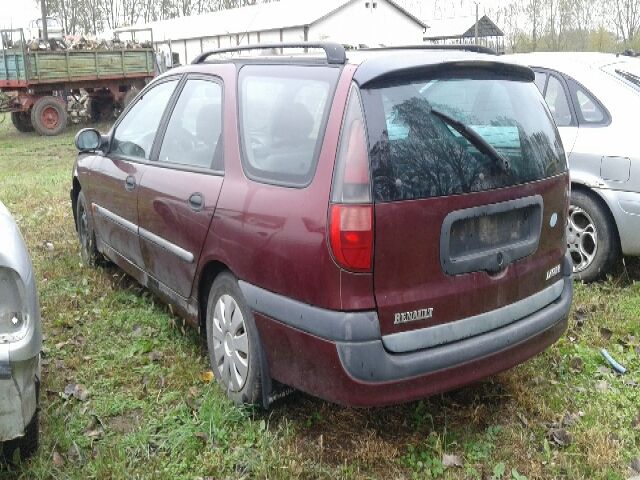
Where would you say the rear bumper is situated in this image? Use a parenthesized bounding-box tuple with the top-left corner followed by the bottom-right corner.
(243, 275, 572, 407)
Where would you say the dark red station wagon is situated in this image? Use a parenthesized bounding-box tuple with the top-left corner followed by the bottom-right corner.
(71, 43, 573, 407)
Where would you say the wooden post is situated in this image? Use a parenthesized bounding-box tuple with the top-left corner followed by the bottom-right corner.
(40, 0, 49, 42)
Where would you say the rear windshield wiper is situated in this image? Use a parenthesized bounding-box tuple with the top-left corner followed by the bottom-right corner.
(429, 107, 511, 174)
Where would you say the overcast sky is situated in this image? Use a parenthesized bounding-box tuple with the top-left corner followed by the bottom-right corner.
(0, 0, 507, 30)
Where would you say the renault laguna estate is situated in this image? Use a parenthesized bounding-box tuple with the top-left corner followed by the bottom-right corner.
(71, 43, 573, 407)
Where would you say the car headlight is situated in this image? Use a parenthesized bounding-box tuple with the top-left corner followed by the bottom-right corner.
(0, 267, 30, 343)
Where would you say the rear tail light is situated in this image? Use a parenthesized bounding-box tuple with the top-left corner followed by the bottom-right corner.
(328, 84, 373, 272)
(329, 204, 373, 272)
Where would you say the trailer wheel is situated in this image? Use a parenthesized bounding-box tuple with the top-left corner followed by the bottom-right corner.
(87, 96, 115, 123)
(10, 112, 35, 133)
(123, 87, 139, 109)
(31, 97, 68, 136)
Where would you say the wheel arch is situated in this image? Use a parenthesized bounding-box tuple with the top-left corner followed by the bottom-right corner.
(570, 182, 621, 250)
(196, 259, 232, 338)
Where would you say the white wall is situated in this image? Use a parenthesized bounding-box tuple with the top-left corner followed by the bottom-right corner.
(154, 0, 424, 64)
(310, 0, 424, 47)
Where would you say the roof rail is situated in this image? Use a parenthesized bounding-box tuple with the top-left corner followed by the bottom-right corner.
(192, 42, 347, 65)
(362, 44, 498, 55)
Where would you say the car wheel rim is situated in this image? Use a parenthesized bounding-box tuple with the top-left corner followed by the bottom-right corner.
(79, 204, 90, 260)
(567, 205, 597, 273)
(211, 294, 249, 392)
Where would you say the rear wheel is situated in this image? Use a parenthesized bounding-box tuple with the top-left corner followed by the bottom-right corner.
(567, 190, 619, 282)
(123, 87, 139, 109)
(31, 96, 68, 136)
(87, 96, 115, 123)
(206, 272, 262, 406)
(10, 111, 34, 133)
(76, 191, 101, 267)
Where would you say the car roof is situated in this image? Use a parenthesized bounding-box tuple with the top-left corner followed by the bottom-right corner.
(508, 52, 633, 73)
(173, 46, 534, 86)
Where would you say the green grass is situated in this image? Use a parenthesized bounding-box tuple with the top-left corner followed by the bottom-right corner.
(0, 113, 638, 479)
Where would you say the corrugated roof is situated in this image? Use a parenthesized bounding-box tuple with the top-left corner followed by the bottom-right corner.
(423, 15, 503, 40)
(119, 0, 425, 42)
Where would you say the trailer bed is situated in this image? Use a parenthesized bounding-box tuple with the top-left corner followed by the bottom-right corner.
(0, 48, 154, 88)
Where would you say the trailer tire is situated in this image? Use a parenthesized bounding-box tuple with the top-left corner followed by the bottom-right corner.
(87, 96, 115, 123)
(31, 97, 68, 136)
(10, 112, 35, 133)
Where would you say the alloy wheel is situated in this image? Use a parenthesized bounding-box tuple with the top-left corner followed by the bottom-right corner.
(567, 205, 598, 273)
(211, 294, 249, 392)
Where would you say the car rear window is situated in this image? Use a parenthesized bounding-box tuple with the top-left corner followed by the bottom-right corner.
(361, 75, 567, 202)
(238, 65, 339, 186)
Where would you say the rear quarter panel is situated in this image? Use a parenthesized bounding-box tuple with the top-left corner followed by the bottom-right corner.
(195, 64, 373, 310)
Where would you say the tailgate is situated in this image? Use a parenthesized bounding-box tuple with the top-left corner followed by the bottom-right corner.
(359, 67, 569, 348)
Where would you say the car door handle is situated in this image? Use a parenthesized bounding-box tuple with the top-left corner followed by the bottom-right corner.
(188, 193, 204, 211)
(125, 175, 136, 191)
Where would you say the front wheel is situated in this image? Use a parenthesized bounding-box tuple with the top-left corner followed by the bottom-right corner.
(206, 272, 263, 406)
(567, 190, 619, 282)
(2, 408, 38, 462)
(76, 191, 101, 267)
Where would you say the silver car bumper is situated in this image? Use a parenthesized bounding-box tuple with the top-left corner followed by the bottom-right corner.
(0, 356, 39, 442)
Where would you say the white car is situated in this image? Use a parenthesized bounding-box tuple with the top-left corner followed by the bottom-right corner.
(510, 52, 640, 281)
(0, 201, 41, 459)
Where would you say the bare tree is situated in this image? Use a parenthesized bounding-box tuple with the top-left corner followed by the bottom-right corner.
(613, 0, 640, 43)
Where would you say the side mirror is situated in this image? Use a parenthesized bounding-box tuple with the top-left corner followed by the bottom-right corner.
(75, 128, 102, 152)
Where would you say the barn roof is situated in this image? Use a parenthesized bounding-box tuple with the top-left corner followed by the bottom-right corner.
(423, 15, 503, 40)
(118, 0, 426, 42)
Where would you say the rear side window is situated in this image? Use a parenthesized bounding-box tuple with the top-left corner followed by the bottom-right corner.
(544, 75, 572, 127)
(238, 65, 339, 186)
(361, 75, 566, 202)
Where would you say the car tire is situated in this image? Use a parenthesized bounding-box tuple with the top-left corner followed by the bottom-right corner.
(567, 190, 619, 282)
(10, 111, 34, 133)
(76, 191, 102, 267)
(206, 272, 262, 406)
(31, 96, 68, 136)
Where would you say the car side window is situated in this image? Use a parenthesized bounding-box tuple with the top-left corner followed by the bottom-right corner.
(534, 71, 547, 93)
(544, 75, 572, 127)
(111, 79, 178, 160)
(238, 65, 339, 186)
(575, 86, 605, 124)
(158, 78, 224, 171)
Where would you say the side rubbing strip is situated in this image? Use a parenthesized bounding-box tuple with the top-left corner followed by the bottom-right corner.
(93, 203, 194, 263)
(139, 227, 194, 263)
(93, 204, 137, 233)
(382, 279, 565, 353)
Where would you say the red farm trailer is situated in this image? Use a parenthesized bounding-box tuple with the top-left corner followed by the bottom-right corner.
(0, 28, 156, 135)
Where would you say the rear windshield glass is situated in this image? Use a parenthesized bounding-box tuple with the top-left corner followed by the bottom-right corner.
(361, 76, 567, 202)
(238, 65, 339, 186)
